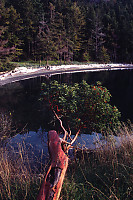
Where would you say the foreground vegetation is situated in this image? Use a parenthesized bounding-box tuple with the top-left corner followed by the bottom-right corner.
(0, 80, 132, 199)
(61, 126, 133, 200)
(0, 111, 133, 199)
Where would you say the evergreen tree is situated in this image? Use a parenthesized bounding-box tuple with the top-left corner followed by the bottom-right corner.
(103, 8, 119, 62)
(0, 25, 16, 72)
(64, 2, 85, 60)
(8, 0, 42, 59)
(0, 6, 23, 59)
(36, 23, 57, 64)
(36, 3, 73, 64)
(91, 12, 105, 61)
(0, 0, 133, 63)
(83, 4, 96, 61)
(99, 46, 110, 63)
(0, 25, 15, 62)
(0, 4, 22, 62)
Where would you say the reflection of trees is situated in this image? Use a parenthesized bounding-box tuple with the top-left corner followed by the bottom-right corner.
(0, 111, 12, 143)
(0, 78, 53, 132)
(0, 70, 132, 134)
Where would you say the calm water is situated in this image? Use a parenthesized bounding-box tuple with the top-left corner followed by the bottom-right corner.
(0, 69, 133, 155)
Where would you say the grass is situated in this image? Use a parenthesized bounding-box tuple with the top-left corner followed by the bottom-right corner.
(0, 112, 133, 199)
(10, 60, 96, 69)
(0, 111, 48, 200)
(60, 125, 133, 200)
(0, 59, 98, 72)
(0, 112, 12, 143)
(0, 141, 49, 200)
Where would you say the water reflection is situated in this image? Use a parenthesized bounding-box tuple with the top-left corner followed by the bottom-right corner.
(0, 69, 132, 133)
(7, 129, 133, 162)
(6, 128, 49, 168)
(8, 128, 48, 156)
(6, 129, 103, 161)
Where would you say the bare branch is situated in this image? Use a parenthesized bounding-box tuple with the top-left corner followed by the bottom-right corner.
(52, 108, 81, 152)
(68, 134, 73, 141)
(67, 128, 73, 141)
(59, 138, 71, 145)
(67, 128, 81, 151)
(52, 109, 68, 140)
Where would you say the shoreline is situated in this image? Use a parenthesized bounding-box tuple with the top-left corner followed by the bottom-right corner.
(0, 63, 133, 86)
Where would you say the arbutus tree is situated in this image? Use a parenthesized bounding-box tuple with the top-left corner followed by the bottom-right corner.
(41, 80, 121, 134)
(37, 80, 121, 200)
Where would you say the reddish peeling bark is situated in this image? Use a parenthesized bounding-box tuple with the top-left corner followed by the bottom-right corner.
(37, 130, 68, 200)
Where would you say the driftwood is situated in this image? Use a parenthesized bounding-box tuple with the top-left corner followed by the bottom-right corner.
(37, 130, 68, 200)
(37, 108, 81, 200)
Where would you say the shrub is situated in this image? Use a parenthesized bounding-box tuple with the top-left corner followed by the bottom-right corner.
(41, 80, 121, 134)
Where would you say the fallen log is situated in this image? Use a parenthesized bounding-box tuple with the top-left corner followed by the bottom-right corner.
(37, 130, 68, 200)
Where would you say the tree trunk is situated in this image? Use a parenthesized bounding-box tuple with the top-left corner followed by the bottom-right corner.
(46, 56, 49, 66)
(37, 130, 68, 200)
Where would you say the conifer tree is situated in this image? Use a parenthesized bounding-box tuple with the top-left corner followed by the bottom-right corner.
(0, 26, 15, 61)
(91, 12, 105, 61)
(8, 0, 41, 59)
(0, 6, 23, 59)
(65, 2, 85, 60)
(36, 18, 56, 65)
(99, 46, 110, 63)
(0, 25, 16, 71)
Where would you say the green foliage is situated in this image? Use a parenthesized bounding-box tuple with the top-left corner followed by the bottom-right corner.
(99, 46, 110, 63)
(82, 51, 90, 62)
(0, 5, 23, 64)
(2, 0, 133, 63)
(0, 61, 16, 72)
(41, 80, 121, 133)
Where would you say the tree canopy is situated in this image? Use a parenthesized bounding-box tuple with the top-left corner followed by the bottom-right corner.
(0, 0, 132, 66)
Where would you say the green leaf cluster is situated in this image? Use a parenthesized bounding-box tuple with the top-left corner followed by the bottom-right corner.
(41, 81, 121, 133)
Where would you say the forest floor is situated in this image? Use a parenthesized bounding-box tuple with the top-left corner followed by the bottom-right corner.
(0, 63, 133, 86)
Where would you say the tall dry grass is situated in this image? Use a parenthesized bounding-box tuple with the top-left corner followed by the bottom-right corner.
(60, 123, 133, 200)
(0, 111, 133, 199)
(0, 112, 12, 143)
(0, 141, 49, 200)
(0, 111, 49, 200)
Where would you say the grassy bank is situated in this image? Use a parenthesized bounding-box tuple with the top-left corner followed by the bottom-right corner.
(0, 142, 49, 200)
(0, 111, 47, 200)
(60, 125, 133, 200)
(10, 60, 96, 69)
(0, 113, 133, 199)
(0, 60, 96, 73)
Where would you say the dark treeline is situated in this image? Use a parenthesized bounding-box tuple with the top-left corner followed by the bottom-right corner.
(0, 0, 133, 65)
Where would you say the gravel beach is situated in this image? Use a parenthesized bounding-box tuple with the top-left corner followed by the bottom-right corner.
(0, 64, 133, 86)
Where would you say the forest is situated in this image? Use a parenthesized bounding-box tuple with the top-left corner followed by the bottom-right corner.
(0, 0, 133, 69)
